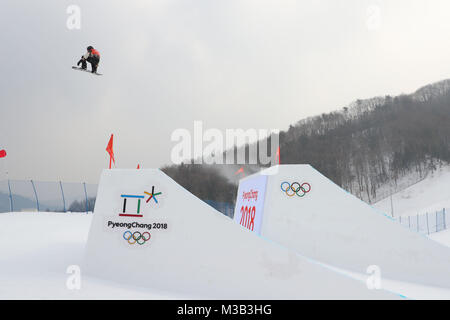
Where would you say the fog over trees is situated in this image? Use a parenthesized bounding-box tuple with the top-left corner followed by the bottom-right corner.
(161, 163, 238, 204)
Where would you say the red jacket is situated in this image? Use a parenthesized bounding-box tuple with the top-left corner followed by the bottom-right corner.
(90, 49, 100, 57)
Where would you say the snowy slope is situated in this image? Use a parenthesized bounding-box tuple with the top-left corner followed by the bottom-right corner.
(3, 211, 450, 299)
(235, 165, 450, 289)
(429, 229, 450, 248)
(2, 167, 450, 299)
(373, 165, 450, 217)
(0, 212, 196, 299)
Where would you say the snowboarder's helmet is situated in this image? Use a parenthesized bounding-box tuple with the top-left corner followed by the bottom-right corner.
(87, 46, 94, 52)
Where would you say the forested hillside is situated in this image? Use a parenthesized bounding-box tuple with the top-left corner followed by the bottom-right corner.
(280, 79, 450, 202)
(162, 79, 450, 204)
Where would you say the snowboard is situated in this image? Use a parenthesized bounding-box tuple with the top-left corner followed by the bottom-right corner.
(72, 66, 102, 76)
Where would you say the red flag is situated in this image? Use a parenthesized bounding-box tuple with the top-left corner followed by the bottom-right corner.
(106, 134, 115, 169)
(0, 149, 6, 158)
(276, 146, 280, 164)
(137, 164, 140, 169)
(235, 167, 244, 175)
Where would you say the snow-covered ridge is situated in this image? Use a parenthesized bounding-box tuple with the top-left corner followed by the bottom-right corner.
(373, 164, 450, 217)
(344, 96, 387, 118)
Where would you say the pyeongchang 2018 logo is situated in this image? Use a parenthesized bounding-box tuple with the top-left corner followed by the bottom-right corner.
(119, 186, 162, 218)
(107, 186, 165, 247)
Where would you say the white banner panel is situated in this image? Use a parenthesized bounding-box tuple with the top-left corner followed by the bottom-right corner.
(234, 174, 268, 235)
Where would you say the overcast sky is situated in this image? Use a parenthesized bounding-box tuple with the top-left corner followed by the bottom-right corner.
(1, 0, 450, 183)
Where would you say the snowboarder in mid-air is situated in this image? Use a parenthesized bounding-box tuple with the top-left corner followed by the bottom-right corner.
(76, 46, 100, 74)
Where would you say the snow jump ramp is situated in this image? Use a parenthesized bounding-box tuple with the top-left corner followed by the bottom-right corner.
(84, 169, 396, 299)
(233, 164, 450, 289)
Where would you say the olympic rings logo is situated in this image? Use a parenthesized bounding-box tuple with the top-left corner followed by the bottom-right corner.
(280, 182, 311, 197)
(123, 231, 151, 245)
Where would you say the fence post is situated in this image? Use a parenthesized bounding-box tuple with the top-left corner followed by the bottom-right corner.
(408, 216, 411, 229)
(417, 214, 419, 232)
(426, 212, 429, 235)
(7, 179, 13, 212)
(444, 208, 447, 230)
(399, 216, 402, 224)
(83, 182, 88, 214)
(436, 211, 439, 233)
(390, 190, 394, 217)
(59, 181, 66, 213)
(30, 180, 40, 212)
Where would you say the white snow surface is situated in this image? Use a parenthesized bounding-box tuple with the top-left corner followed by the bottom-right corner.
(429, 229, 450, 248)
(0, 212, 196, 299)
(0, 210, 394, 300)
(2, 166, 450, 299)
(373, 165, 450, 217)
(2, 211, 450, 299)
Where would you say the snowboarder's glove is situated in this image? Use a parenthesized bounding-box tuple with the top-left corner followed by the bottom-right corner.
(77, 57, 85, 66)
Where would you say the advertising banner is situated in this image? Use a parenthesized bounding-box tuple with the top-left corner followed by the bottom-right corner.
(233, 175, 268, 235)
